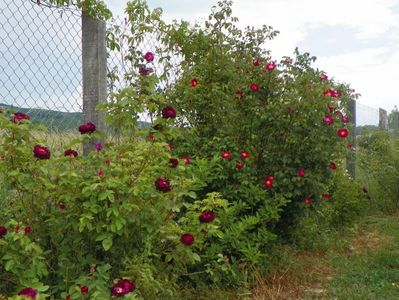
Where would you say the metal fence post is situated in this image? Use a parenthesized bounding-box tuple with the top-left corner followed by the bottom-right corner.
(379, 108, 388, 130)
(347, 99, 356, 179)
(82, 10, 106, 155)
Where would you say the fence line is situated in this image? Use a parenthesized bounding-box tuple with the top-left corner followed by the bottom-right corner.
(0, 1, 393, 134)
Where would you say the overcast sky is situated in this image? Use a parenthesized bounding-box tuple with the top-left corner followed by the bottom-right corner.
(105, 0, 399, 117)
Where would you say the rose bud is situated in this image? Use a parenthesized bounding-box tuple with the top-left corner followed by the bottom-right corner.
(236, 162, 245, 169)
(337, 128, 349, 138)
(240, 151, 250, 159)
(78, 122, 96, 134)
(304, 199, 313, 206)
(329, 162, 337, 170)
(296, 168, 305, 177)
(144, 51, 154, 62)
(0, 226, 7, 237)
(220, 152, 233, 160)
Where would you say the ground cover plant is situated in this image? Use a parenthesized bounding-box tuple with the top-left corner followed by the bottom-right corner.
(0, 0, 368, 298)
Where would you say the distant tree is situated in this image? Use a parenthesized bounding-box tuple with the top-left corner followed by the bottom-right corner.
(388, 106, 399, 133)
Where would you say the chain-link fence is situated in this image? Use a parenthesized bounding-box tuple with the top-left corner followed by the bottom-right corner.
(0, 0, 82, 131)
(0, 1, 393, 134)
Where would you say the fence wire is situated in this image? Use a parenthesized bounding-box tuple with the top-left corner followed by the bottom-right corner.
(0, 0, 82, 131)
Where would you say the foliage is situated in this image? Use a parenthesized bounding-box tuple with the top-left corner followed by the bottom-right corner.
(357, 128, 399, 213)
(32, 0, 112, 20)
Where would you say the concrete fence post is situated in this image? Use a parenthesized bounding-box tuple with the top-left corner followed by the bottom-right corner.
(379, 108, 388, 130)
(347, 99, 356, 179)
(82, 10, 107, 155)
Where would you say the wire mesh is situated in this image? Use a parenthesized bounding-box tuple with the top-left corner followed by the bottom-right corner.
(0, 0, 82, 131)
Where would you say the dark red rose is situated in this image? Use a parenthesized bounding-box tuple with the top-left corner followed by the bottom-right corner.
(66, 295, 71, 300)
(191, 78, 198, 87)
(33, 145, 51, 160)
(105, 159, 111, 166)
(250, 83, 260, 92)
(322, 194, 332, 199)
(11, 112, 30, 124)
(18, 287, 38, 299)
(337, 128, 349, 138)
(296, 168, 305, 177)
(329, 162, 337, 170)
(180, 233, 194, 246)
(169, 158, 179, 168)
(144, 51, 154, 62)
(182, 155, 190, 165)
(98, 169, 104, 177)
(220, 152, 233, 160)
(264, 175, 274, 189)
(323, 88, 341, 98)
(253, 57, 260, 66)
(236, 162, 245, 169)
(149, 133, 155, 142)
(78, 122, 96, 134)
(80, 286, 89, 294)
(167, 142, 174, 151)
(320, 74, 328, 80)
(240, 151, 250, 159)
(199, 211, 215, 223)
(111, 278, 135, 296)
(64, 149, 78, 157)
(327, 103, 335, 112)
(59, 202, 66, 210)
(15, 225, 20, 233)
(323, 115, 334, 125)
(155, 177, 172, 192)
(162, 106, 177, 119)
(265, 62, 276, 71)
(24, 226, 32, 234)
(342, 115, 350, 123)
(304, 198, 313, 206)
(0, 226, 7, 237)
(138, 66, 154, 76)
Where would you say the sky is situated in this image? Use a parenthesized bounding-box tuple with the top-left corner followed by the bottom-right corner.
(105, 0, 399, 122)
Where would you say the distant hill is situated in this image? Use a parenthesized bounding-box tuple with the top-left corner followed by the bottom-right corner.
(0, 104, 151, 131)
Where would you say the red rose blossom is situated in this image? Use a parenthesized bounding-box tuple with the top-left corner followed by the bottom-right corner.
(320, 74, 328, 80)
(111, 278, 135, 296)
(236, 162, 245, 169)
(162, 106, 177, 119)
(11, 112, 30, 124)
(329, 162, 337, 170)
(18, 287, 38, 299)
(95, 143, 103, 151)
(337, 128, 349, 138)
(250, 83, 260, 92)
(24, 226, 32, 234)
(220, 152, 233, 160)
(0, 226, 7, 237)
(59, 202, 66, 210)
(253, 57, 260, 66)
(78, 122, 96, 134)
(98, 169, 104, 177)
(155, 177, 172, 192)
(144, 51, 154, 62)
(105, 159, 111, 166)
(264, 175, 274, 189)
(199, 211, 215, 223)
(180, 233, 194, 246)
(80, 286, 88, 294)
(296, 168, 305, 177)
(240, 151, 250, 159)
(33, 145, 51, 160)
(265, 62, 276, 71)
(327, 103, 335, 112)
(169, 158, 179, 168)
(322, 194, 332, 199)
(149, 133, 155, 142)
(66, 295, 71, 300)
(323, 115, 334, 125)
(191, 78, 198, 87)
(182, 155, 190, 165)
(304, 199, 313, 206)
(64, 149, 78, 157)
